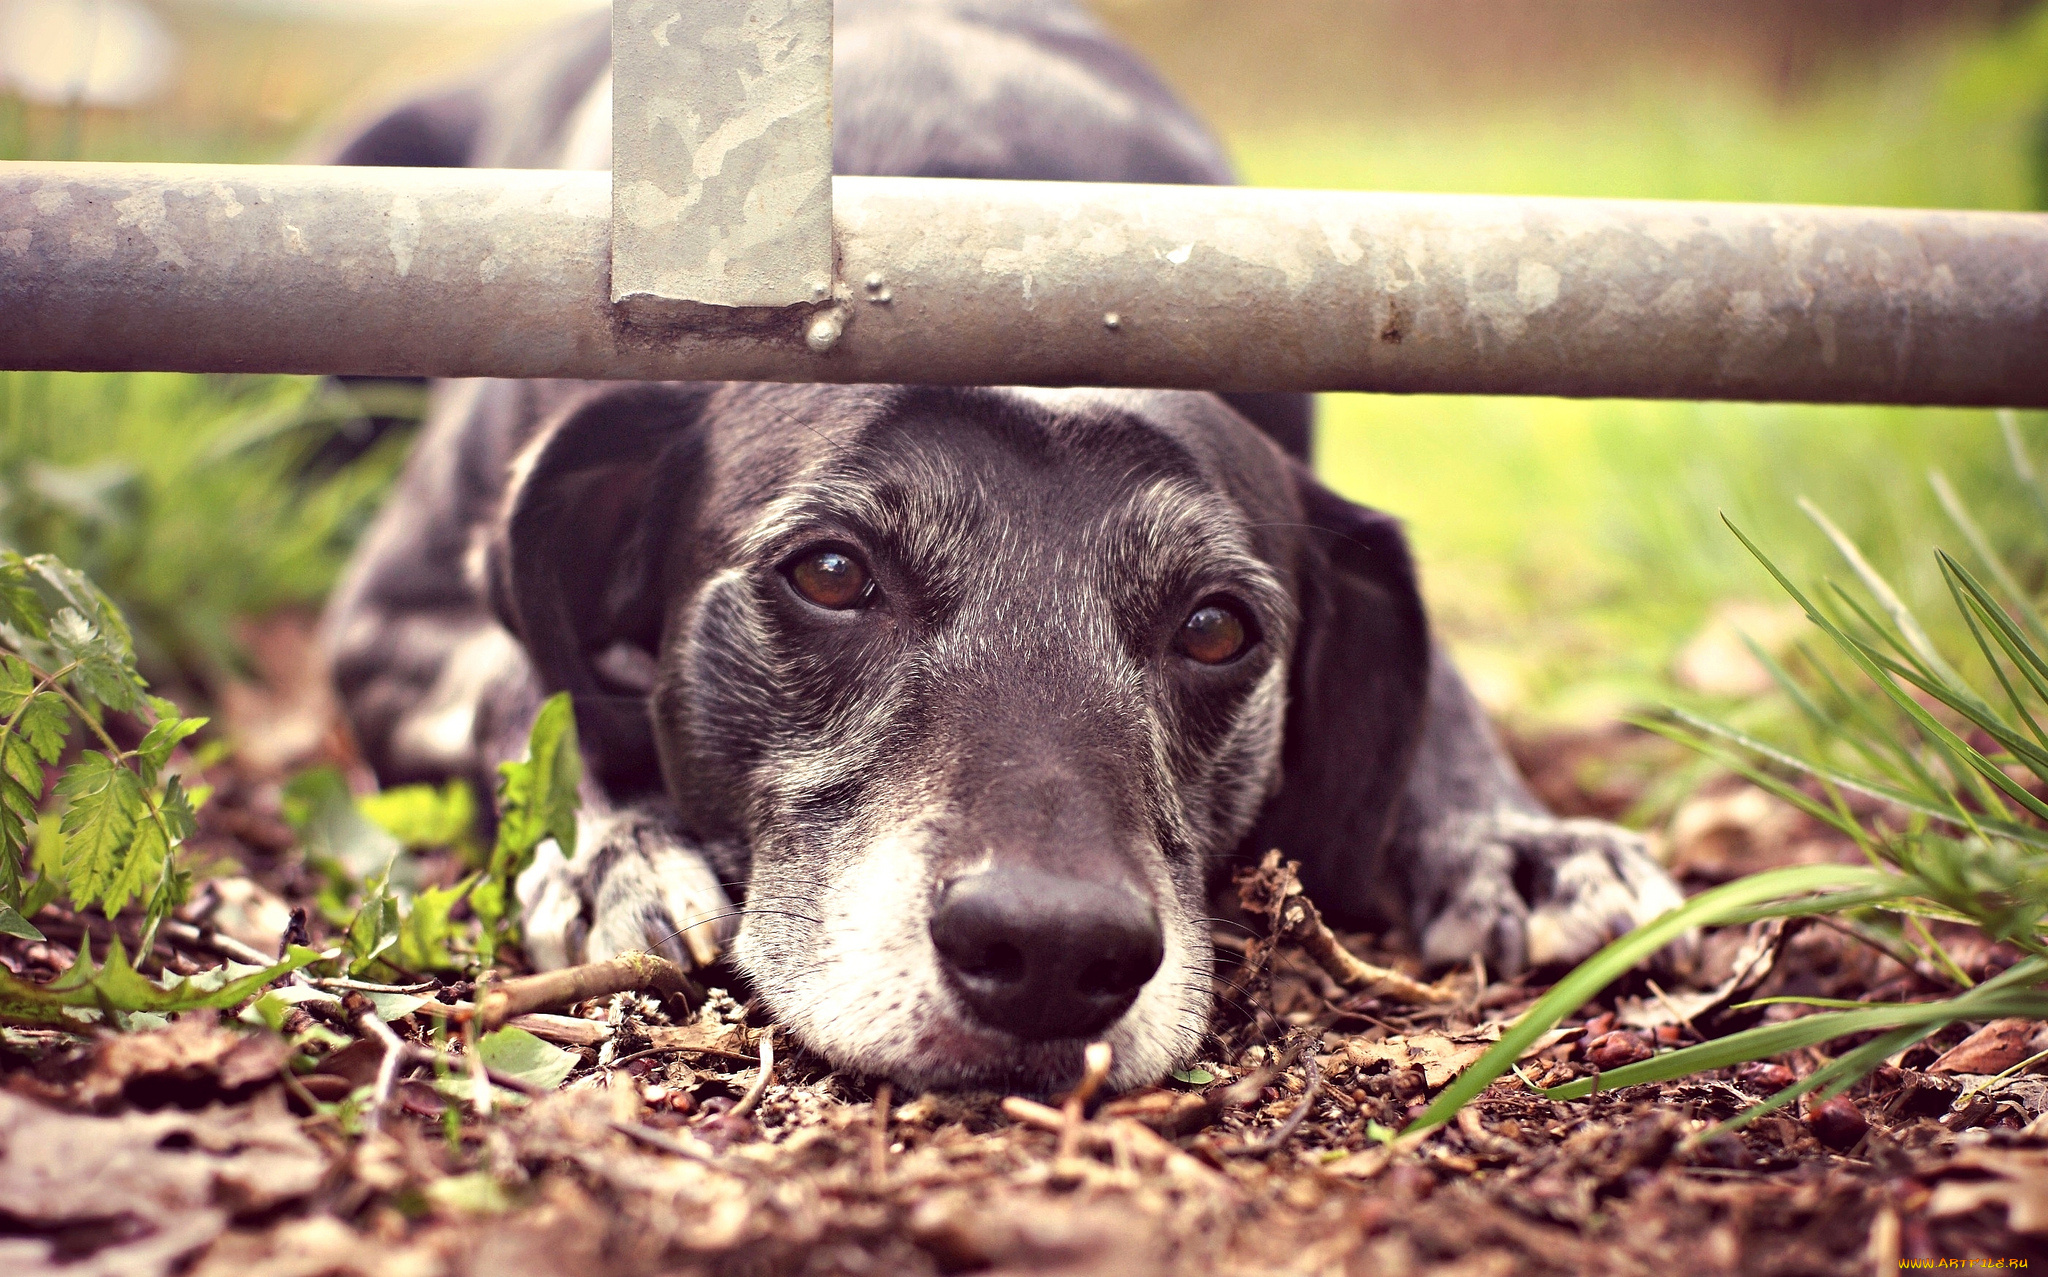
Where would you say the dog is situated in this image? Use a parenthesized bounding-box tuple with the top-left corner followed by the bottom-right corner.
(322, 0, 1684, 1093)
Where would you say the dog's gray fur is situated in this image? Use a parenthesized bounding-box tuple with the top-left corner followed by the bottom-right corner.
(323, 0, 1682, 1093)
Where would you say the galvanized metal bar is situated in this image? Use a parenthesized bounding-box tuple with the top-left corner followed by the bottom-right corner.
(3, 161, 2045, 406)
(609, 0, 833, 310)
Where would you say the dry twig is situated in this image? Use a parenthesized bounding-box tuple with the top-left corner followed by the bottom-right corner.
(357, 1012, 409, 1135)
(1057, 1042, 1114, 1159)
(610, 1120, 727, 1165)
(868, 1083, 893, 1182)
(1256, 852, 1455, 1004)
(727, 1030, 775, 1120)
(353, 1010, 549, 1132)
(475, 952, 701, 1030)
(159, 919, 277, 968)
(1231, 1051, 1322, 1156)
(463, 1018, 492, 1120)
(1002, 1095, 1227, 1186)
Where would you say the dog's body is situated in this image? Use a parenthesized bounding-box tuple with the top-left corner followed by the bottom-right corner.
(325, 0, 1682, 1092)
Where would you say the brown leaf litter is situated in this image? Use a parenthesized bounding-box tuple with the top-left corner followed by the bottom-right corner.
(2, 722, 2044, 1274)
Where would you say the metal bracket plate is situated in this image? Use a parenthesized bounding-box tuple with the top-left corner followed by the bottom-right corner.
(609, 0, 834, 312)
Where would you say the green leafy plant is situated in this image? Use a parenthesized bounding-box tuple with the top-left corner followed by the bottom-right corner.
(0, 932, 319, 1028)
(297, 693, 582, 979)
(1409, 414, 2048, 1139)
(0, 371, 415, 682)
(474, 692, 581, 966)
(0, 552, 209, 947)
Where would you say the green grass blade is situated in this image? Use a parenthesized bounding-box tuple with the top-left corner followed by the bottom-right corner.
(1941, 949, 2039, 998)
(1942, 560, 2048, 757)
(1939, 549, 2048, 701)
(1740, 634, 1914, 789)
(1826, 580, 1954, 694)
(1653, 708, 2048, 850)
(2002, 411, 2048, 542)
(1855, 658, 2048, 823)
(1796, 638, 1949, 797)
(1723, 516, 1981, 814)
(1401, 864, 1896, 1136)
(1696, 1025, 1936, 1140)
(1716, 883, 1925, 924)
(1789, 580, 2043, 825)
(1541, 988, 2048, 1101)
(1819, 584, 2017, 775)
(1800, 497, 1968, 688)
(1777, 968, 2048, 1121)
(1876, 644, 2048, 781)
(1809, 612, 2010, 831)
(1930, 469, 2048, 650)
(1634, 716, 1869, 840)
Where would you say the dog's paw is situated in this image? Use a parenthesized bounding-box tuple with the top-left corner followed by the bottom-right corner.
(515, 807, 735, 971)
(1414, 809, 1689, 977)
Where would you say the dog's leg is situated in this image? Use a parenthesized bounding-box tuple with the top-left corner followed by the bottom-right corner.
(1395, 644, 1688, 976)
(323, 380, 540, 786)
(516, 799, 737, 971)
(325, 381, 737, 974)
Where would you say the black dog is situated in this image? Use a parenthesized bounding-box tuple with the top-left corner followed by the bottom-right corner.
(324, 0, 1681, 1092)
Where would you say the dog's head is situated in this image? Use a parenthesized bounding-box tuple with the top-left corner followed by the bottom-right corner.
(489, 383, 1428, 1091)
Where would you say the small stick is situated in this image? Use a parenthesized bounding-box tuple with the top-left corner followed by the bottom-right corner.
(1277, 889, 1455, 1004)
(1003, 1096, 1067, 1132)
(1060, 1045, 1112, 1145)
(1231, 1052, 1322, 1156)
(159, 919, 277, 968)
(611, 1120, 723, 1164)
(1057, 1042, 1113, 1160)
(727, 1030, 775, 1120)
(317, 977, 440, 995)
(1644, 978, 1701, 1038)
(463, 1018, 493, 1120)
(474, 952, 701, 1030)
(353, 1011, 550, 1128)
(1001, 1098, 1228, 1186)
(508, 1013, 612, 1047)
(868, 1082, 893, 1182)
(357, 1012, 411, 1135)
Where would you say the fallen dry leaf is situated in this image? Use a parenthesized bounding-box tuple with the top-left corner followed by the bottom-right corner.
(1928, 1017, 2046, 1076)
(79, 1015, 290, 1108)
(1671, 600, 1807, 697)
(192, 1217, 445, 1277)
(1924, 1147, 2048, 1235)
(180, 878, 297, 957)
(1615, 918, 1783, 1030)
(1665, 785, 1808, 878)
(1344, 1031, 1498, 1089)
(0, 1088, 327, 1277)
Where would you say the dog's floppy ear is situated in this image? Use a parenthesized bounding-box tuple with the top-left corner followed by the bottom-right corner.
(319, 84, 487, 169)
(487, 385, 718, 796)
(1249, 470, 1432, 925)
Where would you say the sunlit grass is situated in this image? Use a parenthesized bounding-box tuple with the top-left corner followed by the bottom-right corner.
(1233, 6, 2048, 723)
(1313, 399, 2044, 723)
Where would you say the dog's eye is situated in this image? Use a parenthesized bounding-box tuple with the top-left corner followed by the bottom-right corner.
(787, 548, 872, 609)
(1174, 601, 1253, 665)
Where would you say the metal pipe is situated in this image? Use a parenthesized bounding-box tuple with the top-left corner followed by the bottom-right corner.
(3, 161, 2045, 405)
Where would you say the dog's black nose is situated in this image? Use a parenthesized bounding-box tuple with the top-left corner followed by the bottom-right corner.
(929, 869, 1164, 1040)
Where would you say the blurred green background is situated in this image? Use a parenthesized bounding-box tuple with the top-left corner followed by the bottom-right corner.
(3, 0, 2046, 727)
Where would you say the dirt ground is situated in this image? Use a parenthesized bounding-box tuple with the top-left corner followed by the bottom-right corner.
(1, 623, 2043, 1276)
